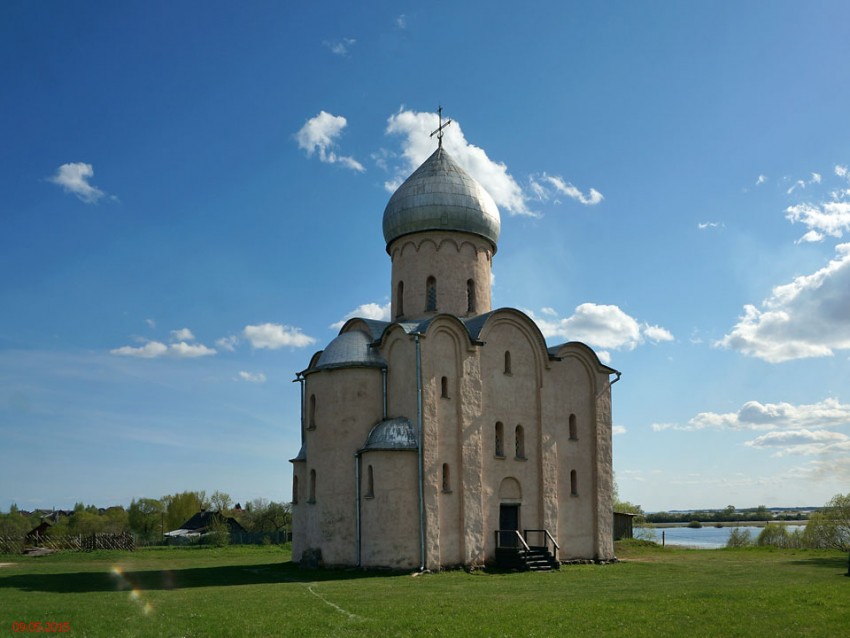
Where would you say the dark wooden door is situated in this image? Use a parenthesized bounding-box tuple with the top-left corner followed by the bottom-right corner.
(499, 504, 519, 547)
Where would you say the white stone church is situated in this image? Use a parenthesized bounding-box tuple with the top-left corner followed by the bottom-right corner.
(290, 135, 618, 570)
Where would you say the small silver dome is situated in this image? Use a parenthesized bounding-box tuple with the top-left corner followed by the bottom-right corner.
(361, 417, 418, 451)
(382, 148, 501, 250)
(313, 330, 386, 371)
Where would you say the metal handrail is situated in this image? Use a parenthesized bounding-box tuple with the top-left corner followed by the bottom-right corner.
(523, 529, 560, 561)
(494, 529, 531, 552)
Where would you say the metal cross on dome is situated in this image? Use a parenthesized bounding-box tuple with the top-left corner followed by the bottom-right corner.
(430, 106, 452, 149)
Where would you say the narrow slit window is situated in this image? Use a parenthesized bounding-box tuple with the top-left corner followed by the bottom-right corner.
(504, 351, 512, 375)
(366, 465, 374, 498)
(495, 422, 505, 457)
(308, 394, 317, 430)
(441, 376, 449, 398)
(426, 276, 437, 312)
(309, 469, 317, 503)
(515, 425, 525, 459)
(442, 463, 451, 492)
(570, 470, 577, 496)
(467, 279, 476, 314)
(569, 414, 577, 440)
(292, 475, 299, 504)
(396, 281, 404, 318)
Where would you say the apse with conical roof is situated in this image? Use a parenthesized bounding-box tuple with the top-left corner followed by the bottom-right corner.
(384, 147, 500, 321)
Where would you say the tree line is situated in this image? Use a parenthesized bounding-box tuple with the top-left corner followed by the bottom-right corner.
(618, 493, 849, 552)
(0, 491, 292, 542)
(643, 504, 808, 525)
(725, 493, 850, 550)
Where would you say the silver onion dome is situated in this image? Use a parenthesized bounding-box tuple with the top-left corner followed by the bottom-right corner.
(360, 417, 418, 452)
(382, 148, 501, 250)
(313, 330, 386, 372)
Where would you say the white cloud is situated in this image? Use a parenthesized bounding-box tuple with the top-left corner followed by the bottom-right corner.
(295, 111, 364, 172)
(385, 108, 533, 216)
(110, 340, 215, 358)
(528, 303, 673, 352)
(745, 429, 850, 456)
(383, 108, 605, 218)
(643, 324, 675, 343)
(793, 455, 850, 484)
(243, 323, 316, 349)
(169, 328, 195, 342)
(836, 165, 848, 179)
(169, 342, 215, 358)
(698, 221, 723, 230)
(330, 302, 391, 330)
(651, 398, 850, 432)
(48, 162, 108, 203)
(324, 37, 356, 56)
(756, 174, 767, 186)
(717, 243, 850, 362)
(238, 371, 267, 384)
(795, 230, 825, 244)
(145, 318, 156, 329)
(110, 341, 169, 358)
(530, 174, 604, 206)
(786, 179, 806, 195)
(612, 425, 627, 435)
(396, 14, 407, 29)
(786, 171, 826, 196)
(215, 335, 239, 352)
(785, 201, 850, 242)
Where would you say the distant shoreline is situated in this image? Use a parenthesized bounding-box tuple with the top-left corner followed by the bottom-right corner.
(647, 520, 807, 529)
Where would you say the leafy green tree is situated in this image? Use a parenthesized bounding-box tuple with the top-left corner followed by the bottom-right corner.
(753, 505, 772, 522)
(162, 491, 207, 531)
(204, 514, 231, 547)
(129, 499, 164, 540)
(209, 491, 233, 514)
(0, 511, 33, 537)
(804, 493, 850, 551)
(242, 499, 292, 533)
(756, 523, 788, 548)
(719, 505, 736, 522)
(100, 507, 130, 534)
(726, 528, 752, 548)
(67, 511, 108, 535)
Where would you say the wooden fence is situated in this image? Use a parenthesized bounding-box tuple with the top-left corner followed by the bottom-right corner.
(0, 533, 135, 554)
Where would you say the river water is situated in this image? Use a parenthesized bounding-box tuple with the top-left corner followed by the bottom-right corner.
(640, 525, 806, 548)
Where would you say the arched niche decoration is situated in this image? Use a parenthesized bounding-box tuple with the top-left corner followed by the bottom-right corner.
(478, 309, 550, 389)
(498, 476, 522, 501)
(551, 341, 616, 397)
(390, 234, 491, 260)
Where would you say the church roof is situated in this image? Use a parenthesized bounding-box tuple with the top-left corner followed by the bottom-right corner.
(382, 148, 501, 251)
(311, 330, 387, 372)
(360, 417, 418, 452)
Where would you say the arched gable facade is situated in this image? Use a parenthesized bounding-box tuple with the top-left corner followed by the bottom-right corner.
(290, 146, 618, 570)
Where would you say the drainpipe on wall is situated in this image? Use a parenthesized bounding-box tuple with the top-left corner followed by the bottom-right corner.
(382, 368, 388, 419)
(611, 370, 622, 387)
(293, 373, 306, 445)
(355, 452, 362, 567)
(595, 370, 622, 398)
(414, 333, 426, 571)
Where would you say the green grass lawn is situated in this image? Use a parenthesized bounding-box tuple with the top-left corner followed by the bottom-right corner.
(1, 542, 848, 637)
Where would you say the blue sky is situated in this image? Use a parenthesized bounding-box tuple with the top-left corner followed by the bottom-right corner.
(2, 1, 850, 512)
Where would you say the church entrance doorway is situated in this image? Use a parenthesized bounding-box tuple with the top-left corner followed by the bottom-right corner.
(499, 504, 520, 547)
